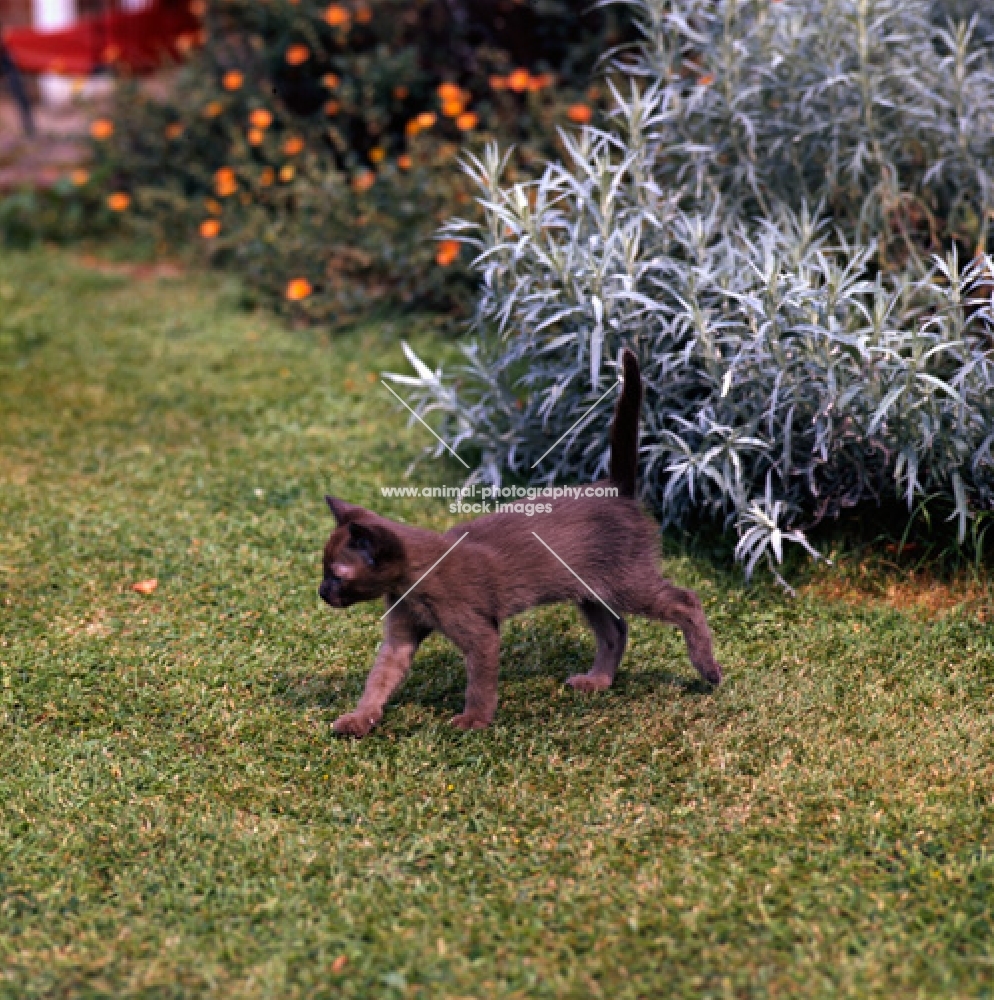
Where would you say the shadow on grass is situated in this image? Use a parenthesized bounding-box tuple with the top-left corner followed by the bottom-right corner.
(661, 498, 994, 601)
(277, 618, 713, 735)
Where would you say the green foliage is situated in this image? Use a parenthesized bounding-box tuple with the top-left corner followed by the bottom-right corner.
(0, 181, 112, 249)
(2, 247, 994, 997)
(391, 0, 994, 581)
(83, 0, 631, 323)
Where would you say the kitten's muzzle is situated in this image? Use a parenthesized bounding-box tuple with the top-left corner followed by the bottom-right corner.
(318, 579, 344, 607)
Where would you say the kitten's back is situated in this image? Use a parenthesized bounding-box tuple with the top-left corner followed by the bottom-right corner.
(446, 491, 654, 617)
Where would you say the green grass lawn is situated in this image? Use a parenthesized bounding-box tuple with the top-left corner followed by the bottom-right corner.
(1, 248, 992, 999)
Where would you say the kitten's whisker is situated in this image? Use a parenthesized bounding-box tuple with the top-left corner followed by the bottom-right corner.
(380, 380, 470, 469)
(381, 532, 470, 619)
(531, 377, 623, 469)
(530, 531, 621, 620)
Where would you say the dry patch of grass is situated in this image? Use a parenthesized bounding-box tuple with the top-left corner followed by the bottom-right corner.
(76, 253, 184, 281)
(802, 561, 992, 622)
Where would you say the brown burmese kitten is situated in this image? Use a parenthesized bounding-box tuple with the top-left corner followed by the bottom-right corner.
(319, 349, 722, 737)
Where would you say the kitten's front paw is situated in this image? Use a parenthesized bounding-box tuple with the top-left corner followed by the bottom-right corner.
(332, 711, 379, 738)
(450, 712, 492, 731)
(566, 672, 613, 692)
(699, 661, 723, 686)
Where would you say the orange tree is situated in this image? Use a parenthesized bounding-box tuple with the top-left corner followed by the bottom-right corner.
(82, 0, 632, 323)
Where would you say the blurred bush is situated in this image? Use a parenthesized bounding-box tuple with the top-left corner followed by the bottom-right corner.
(73, 0, 632, 322)
(389, 0, 994, 580)
(0, 176, 116, 248)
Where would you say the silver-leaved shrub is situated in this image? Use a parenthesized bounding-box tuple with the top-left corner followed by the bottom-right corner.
(388, 0, 994, 579)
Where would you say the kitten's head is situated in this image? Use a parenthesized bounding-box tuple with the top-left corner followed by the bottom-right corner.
(319, 497, 407, 608)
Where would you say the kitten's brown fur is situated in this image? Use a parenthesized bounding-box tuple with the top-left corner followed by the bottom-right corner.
(320, 349, 722, 737)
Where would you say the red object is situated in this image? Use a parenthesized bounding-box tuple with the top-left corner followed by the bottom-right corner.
(1, 1, 200, 76)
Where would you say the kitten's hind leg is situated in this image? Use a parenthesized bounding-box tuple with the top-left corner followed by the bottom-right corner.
(448, 621, 501, 731)
(626, 578, 722, 686)
(566, 600, 628, 692)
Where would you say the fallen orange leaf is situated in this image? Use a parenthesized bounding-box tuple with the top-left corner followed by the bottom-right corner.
(132, 578, 158, 595)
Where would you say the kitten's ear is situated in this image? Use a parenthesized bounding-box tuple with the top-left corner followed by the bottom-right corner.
(347, 521, 405, 568)
(325, 496, 364, 525)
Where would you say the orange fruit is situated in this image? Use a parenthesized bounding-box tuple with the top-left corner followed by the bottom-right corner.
(285, 44, 310, 65)
(435, 240, 460, 266)
(324, 4, 349, 27)
(90, 118, 114, 140)
(352, 170, 375, 192)
(508, 68, 530, 93)
(249, 108, 273, 129)
(215, 167, 237, 197)
(286, 278, 313, 300)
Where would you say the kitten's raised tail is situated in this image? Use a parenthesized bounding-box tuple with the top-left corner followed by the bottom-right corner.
(609, 348, 642, 499)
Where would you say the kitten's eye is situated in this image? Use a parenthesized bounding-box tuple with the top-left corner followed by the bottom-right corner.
(351, 536, 376, 566)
